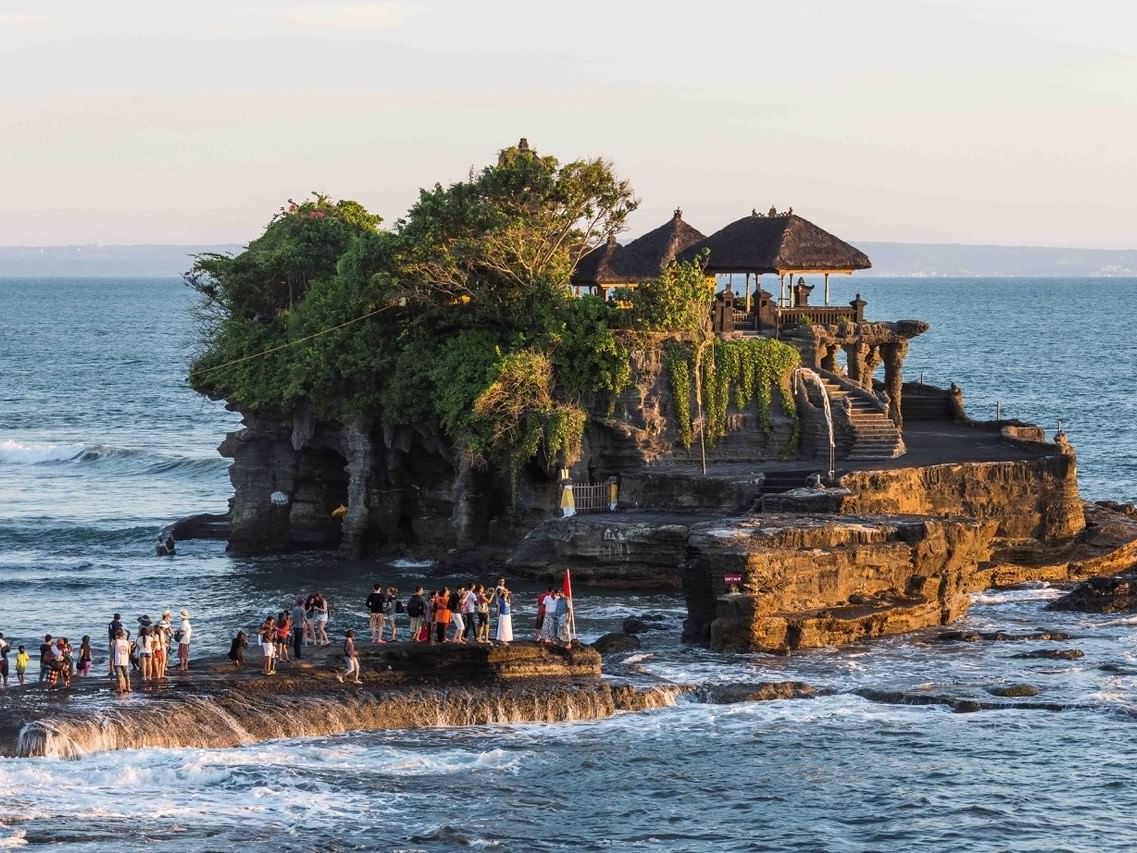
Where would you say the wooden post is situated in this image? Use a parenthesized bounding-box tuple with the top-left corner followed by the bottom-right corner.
(824, 273, 830, 306)
(745, 272, 751, 315)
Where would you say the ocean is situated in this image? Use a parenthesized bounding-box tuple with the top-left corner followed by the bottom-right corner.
(1, 276, 1136, 851)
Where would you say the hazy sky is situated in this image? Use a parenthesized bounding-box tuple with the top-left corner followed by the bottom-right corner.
(2, 1, 1135, 248)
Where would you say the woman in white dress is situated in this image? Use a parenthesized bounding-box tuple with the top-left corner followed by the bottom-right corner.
(495, 589, 513, 645)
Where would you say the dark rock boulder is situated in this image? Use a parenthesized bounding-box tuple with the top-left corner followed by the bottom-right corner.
(986, 683, 1041, 698)
(934, 629, 1072, 643)
(1013, 648, 1085, 660)
(622, 612, 671, 635)
(1049, 570, 1137, 613)
(696, 681, 822, 704)
(591, 633, 641, 655)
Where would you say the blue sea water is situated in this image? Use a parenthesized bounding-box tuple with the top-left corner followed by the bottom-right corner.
(0, 277, 1136, 851)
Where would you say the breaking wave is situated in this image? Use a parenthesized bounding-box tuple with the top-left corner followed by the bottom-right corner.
(0, 439, 226, 478)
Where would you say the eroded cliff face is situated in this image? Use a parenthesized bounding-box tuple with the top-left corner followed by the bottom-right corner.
(218, 341, 796, 557)
(682, 514, 998, 651)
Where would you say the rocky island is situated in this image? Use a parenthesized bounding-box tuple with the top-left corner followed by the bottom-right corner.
(178, 139, 1136, 657)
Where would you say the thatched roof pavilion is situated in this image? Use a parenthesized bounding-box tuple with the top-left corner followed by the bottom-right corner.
(681, 208, 871, 306)
(571, 209, 705, 294)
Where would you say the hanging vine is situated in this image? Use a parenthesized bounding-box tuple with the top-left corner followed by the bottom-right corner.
(664, 344, 694, 448)
(665, 338, 800, 451)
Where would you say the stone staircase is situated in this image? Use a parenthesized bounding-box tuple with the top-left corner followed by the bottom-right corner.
(817, 373, 906, 461)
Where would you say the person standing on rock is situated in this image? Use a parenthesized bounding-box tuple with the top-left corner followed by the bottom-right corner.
(177, 609, 192, 672)
(450, 586, 466, 644)
(260, 615, 277, 676)
(112, 629, 131, 694)
(461, 584, 477, 642)
(475, 584, 491, 644)
(535, 586, 553, 640)
(495, 587, 513, 646)
(539, 591, 561, 644)
(0, 632, 9, 687)
(366, 583, 386, 643)
(336, 629, 362, 684)
(291, 597, 306, 659)
(407, 586, 426, 642)
(384, 586, 400, 642)
(434, 588, 452, 643)
(107, 614, 123, 676)
(311, 592, 330, 646)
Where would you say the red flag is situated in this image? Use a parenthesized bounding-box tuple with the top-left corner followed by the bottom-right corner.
(562, 568, 573, 599)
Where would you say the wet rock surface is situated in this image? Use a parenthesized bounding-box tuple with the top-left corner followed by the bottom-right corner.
(1013, 649, 1085, 660)
(986, 683, 1041, 698)
(695, 682, 824, 704)
(1049, 569, 1137, 613)
(591, 633, 642, 655)
(934, 629, 1073, 643)
(0, 642, 666, 758)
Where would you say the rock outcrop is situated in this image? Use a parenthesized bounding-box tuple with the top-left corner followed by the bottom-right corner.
(1049, 569, 1137, 613)
(682, 513, 998, 651)
(837, 454, 1084, 541)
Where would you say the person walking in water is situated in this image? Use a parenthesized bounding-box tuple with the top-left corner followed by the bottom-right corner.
(177, 609, 192, 672)
(366, 583, 386, 643)
(336, 629, 362, 684)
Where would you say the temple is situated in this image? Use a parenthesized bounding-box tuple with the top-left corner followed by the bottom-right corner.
(573, 205, 925, 461)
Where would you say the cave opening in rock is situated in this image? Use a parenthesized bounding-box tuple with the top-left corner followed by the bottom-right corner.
(292, 445, 350, 548)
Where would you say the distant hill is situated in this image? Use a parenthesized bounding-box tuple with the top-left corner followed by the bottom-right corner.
(1, 241, 1136, 278)
(0, 244, 243, 278)
(859, 242, 1137, 277)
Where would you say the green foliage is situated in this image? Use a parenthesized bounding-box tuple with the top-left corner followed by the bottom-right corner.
(545, 296, 631, 404)
(187, 142, 641, 490)
(666, 339, 800, 450)
(665, 344, 694, 448)
(627, 252, 714, 335)
(394, 140, 638, 330)
(835, 315, 852, 335)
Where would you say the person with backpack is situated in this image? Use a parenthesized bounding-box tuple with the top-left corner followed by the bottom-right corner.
(406, 586, 426, 642)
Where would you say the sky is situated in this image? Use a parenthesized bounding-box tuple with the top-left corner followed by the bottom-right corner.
(2, 0, 1135, 249)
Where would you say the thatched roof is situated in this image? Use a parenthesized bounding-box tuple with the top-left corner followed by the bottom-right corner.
(571, 209, 706, 285)
(681, 210, 871, 274)
(572, 235, 624, 286)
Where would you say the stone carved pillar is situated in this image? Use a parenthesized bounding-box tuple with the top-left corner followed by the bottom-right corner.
(865, 346, 883, 388)
(882, 340, 908, 428)
(819, 343, 837, 373)
(843, 342, 870, 388)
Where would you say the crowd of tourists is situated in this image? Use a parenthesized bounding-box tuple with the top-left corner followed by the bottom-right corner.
(0, 575, 576, 692)
(0, 608, 193, 694)
(232, 577, 576, 682)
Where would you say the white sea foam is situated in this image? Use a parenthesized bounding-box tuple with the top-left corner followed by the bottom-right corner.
(390, 558, 437, 569)
(971, 585, 1063, 606)
(0, 439, 85, 465)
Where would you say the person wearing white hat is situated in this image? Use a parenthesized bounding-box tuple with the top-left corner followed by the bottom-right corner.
(177, 609, 192, 672)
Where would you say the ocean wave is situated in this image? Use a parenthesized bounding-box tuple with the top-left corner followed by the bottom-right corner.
(0, 438, 226, 478)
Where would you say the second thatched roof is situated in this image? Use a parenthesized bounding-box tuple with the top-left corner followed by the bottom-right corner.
(681, 210, 871, 274)
(572, 209, 705, 285)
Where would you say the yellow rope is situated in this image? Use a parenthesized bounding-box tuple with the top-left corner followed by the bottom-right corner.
(188, 303, 395, 380)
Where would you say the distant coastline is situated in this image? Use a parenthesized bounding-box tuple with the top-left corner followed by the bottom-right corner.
(1, 240, 1136, 279)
